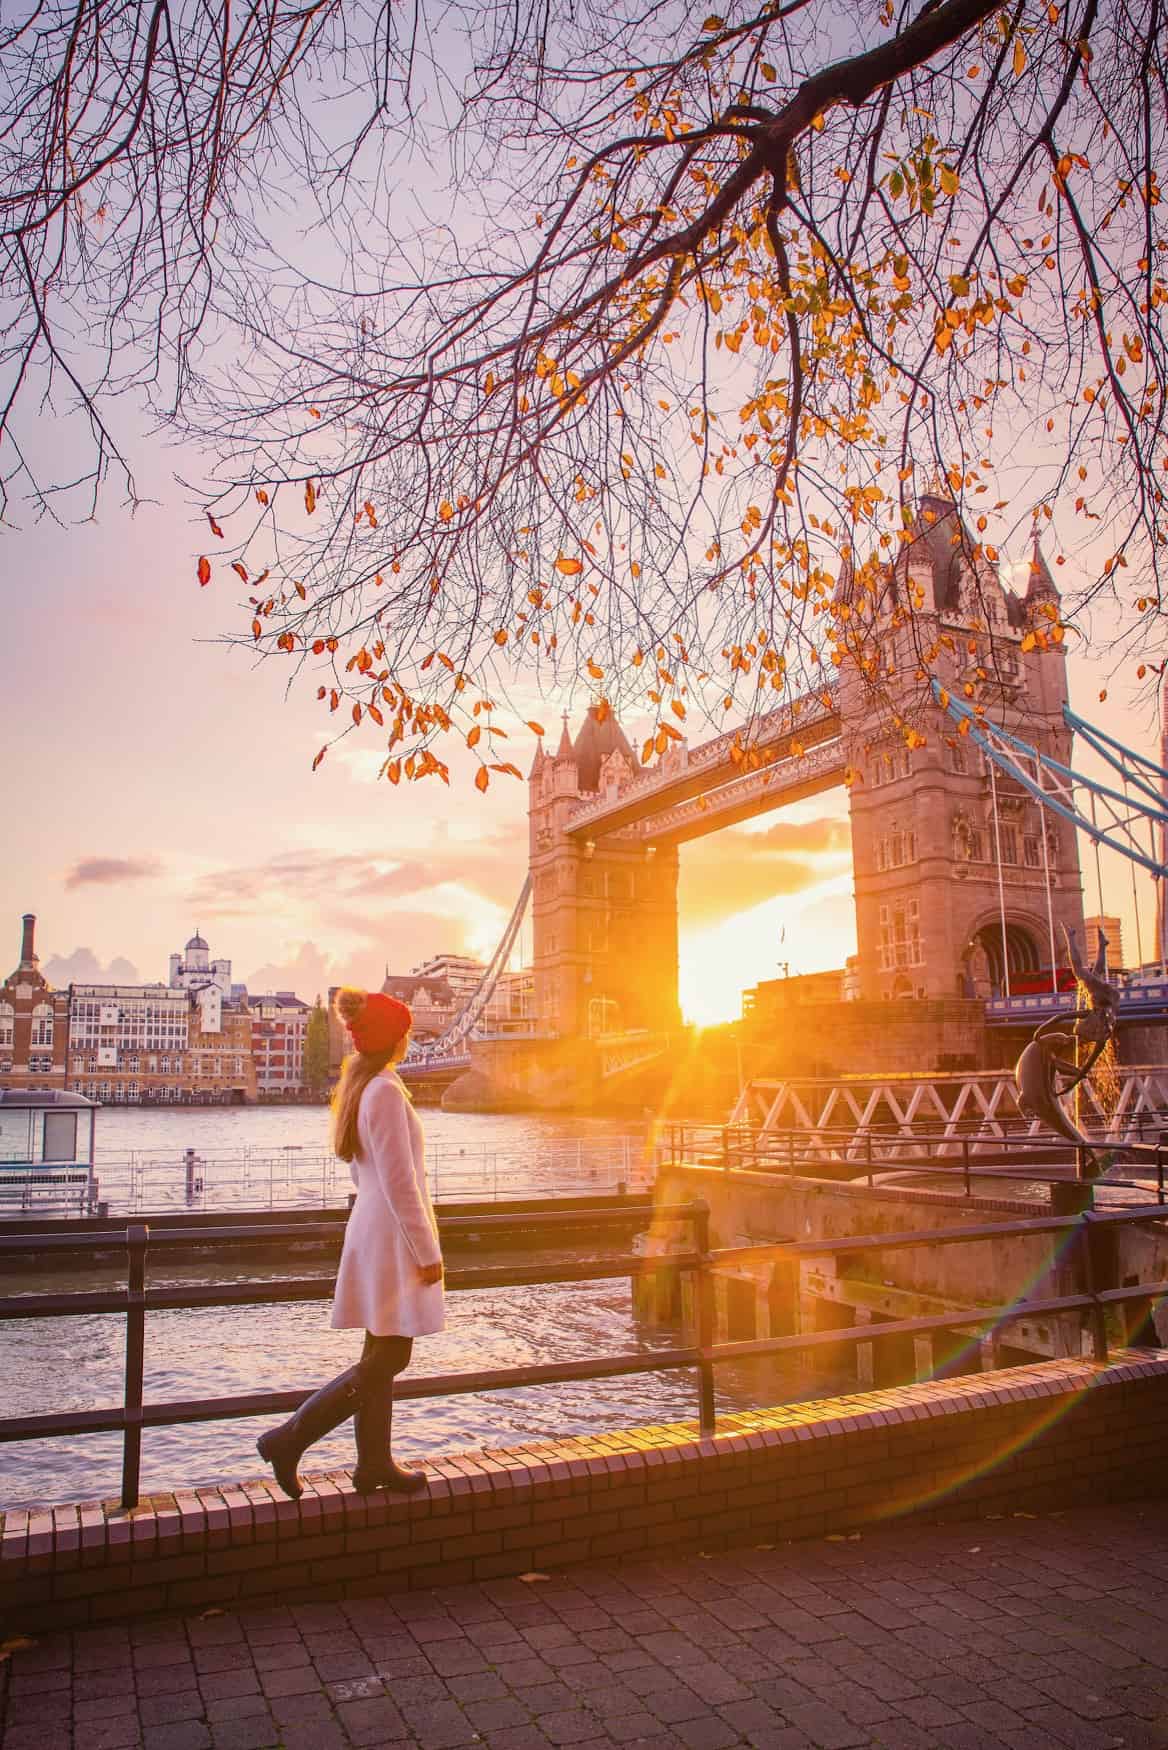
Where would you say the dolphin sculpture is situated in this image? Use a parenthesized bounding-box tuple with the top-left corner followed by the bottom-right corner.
(1014, 926, 1119, 1155)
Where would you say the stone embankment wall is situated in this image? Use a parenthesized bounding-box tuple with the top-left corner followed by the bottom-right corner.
(3, 1353, 1167, 1633)
(651, 1163, 1055, 1310)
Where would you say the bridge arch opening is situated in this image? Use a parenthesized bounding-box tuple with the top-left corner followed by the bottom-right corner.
(966, 919, 1042, 998)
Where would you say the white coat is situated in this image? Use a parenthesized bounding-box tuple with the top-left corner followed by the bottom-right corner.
(330, 1072, 445, 1337)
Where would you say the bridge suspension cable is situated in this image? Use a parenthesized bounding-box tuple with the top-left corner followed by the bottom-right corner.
(404, 875, 533, 1064)
(932, 682, 1168, 882)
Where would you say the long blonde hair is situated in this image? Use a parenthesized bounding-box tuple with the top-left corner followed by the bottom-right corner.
(330, 988, 410, 1162)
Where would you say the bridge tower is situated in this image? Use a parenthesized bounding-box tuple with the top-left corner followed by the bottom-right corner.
(528, 708, 680, 1037)
(839, 491, 1084, 999)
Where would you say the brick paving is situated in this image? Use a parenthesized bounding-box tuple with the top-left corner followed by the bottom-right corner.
(3, 1499, 1168, 1750)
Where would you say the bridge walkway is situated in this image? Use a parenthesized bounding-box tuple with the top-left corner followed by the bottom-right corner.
(4, 1498, 1167, 1749)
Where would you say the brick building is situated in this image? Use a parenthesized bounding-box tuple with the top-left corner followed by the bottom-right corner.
(249, 991, 310, 1094)
(0, 915, 69, 1088)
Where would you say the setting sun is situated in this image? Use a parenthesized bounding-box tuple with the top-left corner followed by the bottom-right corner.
(678, 872, 857, 1026)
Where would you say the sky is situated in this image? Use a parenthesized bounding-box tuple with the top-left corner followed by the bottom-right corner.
(0, 414, 855, 1021)
(2, 59, 1161, 1028)
(3, 427, 1160, 1029)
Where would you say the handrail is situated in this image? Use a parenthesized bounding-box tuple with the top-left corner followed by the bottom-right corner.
(0, 1199, 691, 1255)
(4, 1197, 1168, 1511)
(654, 1117, 1168, 1200)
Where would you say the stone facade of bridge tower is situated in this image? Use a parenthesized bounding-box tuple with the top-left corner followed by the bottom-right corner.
(838, 490, 1085, 1000)
(528, 707, 681, 1037)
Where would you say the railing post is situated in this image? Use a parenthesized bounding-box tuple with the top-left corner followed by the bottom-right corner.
(865, 1130, 873, 1190)
(121, 1224, 149, 1511)
(1080, 1211, 1110, 1364)
(962, 1135, 971, 1199)
(788, 1130, 795, 1177)
(1158, 1143, 1165, 1207)
(692, 1202, 716, 1437)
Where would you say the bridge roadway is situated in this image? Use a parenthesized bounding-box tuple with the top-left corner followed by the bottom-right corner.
(6, 1498, 1168, 1748)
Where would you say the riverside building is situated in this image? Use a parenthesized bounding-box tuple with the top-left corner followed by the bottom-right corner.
(67, 931, 256, 1104)
(248, 991, 310, 1094)
(0, 915, 69, 1088)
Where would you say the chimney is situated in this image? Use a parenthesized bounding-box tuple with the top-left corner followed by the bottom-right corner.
(20, 913, 37, 968)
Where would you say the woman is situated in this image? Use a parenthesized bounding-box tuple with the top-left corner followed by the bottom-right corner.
(257, 987, 444, 1498)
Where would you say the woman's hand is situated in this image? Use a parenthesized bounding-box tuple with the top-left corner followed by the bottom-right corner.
(417, 1260, 444, 1286)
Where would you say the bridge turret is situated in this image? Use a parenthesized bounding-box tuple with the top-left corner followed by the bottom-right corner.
(528, 702, 680, 1038)
(1025, 535, 1061, 611)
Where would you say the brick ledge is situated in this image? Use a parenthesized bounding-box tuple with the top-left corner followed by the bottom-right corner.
(3, 1352, 1167, 1630)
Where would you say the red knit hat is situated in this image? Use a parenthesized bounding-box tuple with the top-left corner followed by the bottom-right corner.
(345, 992, 412, 1055)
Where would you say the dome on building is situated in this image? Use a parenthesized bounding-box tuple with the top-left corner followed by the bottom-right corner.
(186, 931, 209, 953)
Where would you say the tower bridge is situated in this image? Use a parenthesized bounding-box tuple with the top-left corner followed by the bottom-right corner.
(525, 487, 1083, 1043)
(406, 485, 1095, 1083)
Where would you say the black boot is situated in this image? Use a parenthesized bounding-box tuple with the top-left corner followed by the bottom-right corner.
(351, 1375, 426, 1495)
(257, 1367, 362, 1500)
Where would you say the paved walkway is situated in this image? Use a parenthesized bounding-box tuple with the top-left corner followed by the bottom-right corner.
(4, 1500, 1168, 1750)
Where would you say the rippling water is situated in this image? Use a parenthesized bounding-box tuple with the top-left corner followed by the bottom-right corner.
(3, 1107, 846, 1509)
(0, 1258, 836, 1511)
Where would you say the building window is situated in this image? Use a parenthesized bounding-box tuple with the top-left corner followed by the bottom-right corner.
(879, 900, 923, 971)
(876, 826, 916, 871)
(0, 1005, 12, 1049)
(1023, 834, 1041, 868)
(871, 745, 912, 787)
(30, 1003, 54, 1048)
(999, 825, 1019, 865)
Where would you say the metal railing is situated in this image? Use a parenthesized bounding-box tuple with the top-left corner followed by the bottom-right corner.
(4, 1195, 1168, 1511)
(4, 1135, 653, 1219)
(656, 1118, 1168, 1195)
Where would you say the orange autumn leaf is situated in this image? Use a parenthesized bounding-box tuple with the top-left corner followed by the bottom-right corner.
(467, 725, 482, 748)
(527, 720, 546, 735)
(312, 746, 327, 771)
(554, 555, 583, 576)
(197, 556, 211, 587)
(232, 561, 249, 583)
(439, 500, 455, 522)
(251, 618, 262, 640)
(305, 478, 317, 514)
(475, 766, 490, 793)
(255, 488, 269, 507)
(386, 759, 401, 784)
(494, 629, 509, 646)
(207, 513, 224, 538)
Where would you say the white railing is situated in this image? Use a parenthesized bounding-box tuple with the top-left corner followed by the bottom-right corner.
(729, 1070, 1168, 1160)
(30, 1136, 654, 1218)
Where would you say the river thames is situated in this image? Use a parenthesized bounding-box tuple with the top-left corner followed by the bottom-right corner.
(0, 1105, 834, 1510)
